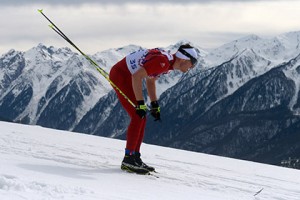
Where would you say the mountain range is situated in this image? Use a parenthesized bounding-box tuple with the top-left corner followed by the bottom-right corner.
(1, 32, 300, 167)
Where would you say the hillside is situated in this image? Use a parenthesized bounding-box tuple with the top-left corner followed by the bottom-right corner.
(1, 121, 300, 200)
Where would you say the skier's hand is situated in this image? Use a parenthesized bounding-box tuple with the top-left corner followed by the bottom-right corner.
(136, 100, 147, 119)
(150, 101, 161, 122)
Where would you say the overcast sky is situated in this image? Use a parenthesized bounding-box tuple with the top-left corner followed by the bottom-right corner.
(1, 0, 300, 54)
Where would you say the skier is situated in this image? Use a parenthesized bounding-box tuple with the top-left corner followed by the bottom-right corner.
(109, 44, 198, 174)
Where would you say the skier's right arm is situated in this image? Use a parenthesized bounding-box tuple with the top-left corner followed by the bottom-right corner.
(132, 67, 147, 102)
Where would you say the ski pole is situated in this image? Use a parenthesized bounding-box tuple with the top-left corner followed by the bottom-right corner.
(38, 9, 136, 108)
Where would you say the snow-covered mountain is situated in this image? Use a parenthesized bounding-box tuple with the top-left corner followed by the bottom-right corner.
(1, 121, 300, 200)
(0, 44, 114, 128)
(144, 32, 300, 166)
(1, 31, 300, 168)
(205, 31, 300, 67)
(0, 43, 183, 130)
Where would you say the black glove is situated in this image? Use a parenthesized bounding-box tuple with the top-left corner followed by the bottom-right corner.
(136, 100, 147, 119)
(150, 101, 161, 121)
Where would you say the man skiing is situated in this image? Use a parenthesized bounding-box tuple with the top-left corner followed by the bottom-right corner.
(109, 44, 198, 174)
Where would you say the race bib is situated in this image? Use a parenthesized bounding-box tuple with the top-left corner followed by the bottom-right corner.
(125, 49, 148, 74)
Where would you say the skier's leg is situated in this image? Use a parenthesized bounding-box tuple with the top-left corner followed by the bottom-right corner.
(135, 117, 146, 153)
(109, 61, 142, 154)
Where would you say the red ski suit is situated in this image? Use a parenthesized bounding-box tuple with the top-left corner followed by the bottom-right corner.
(109, 49, 175, 152)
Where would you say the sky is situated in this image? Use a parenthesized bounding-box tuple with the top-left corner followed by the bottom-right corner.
(1, 0, 300, 54)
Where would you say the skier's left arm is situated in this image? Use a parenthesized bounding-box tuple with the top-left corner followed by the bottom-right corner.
(142, 54, 169, 121)
(143, 54, 169, 102)
(146, 77, 161, 121)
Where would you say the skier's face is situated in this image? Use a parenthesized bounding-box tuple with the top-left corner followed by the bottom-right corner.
(174, 59, 193, 73)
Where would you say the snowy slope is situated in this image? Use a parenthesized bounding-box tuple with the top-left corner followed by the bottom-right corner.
(1, 121, 300, 200)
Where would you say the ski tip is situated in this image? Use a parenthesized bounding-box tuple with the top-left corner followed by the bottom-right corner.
(37, 9, 43, 13)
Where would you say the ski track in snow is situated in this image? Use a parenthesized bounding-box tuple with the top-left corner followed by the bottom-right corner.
(0, 121, 300, 200)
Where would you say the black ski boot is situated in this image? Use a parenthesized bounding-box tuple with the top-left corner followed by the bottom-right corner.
(134, 152, 155, 172)
(121, 155, 150, 175)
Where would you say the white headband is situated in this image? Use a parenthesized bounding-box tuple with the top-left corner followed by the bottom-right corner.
(175, 48, 197, 60)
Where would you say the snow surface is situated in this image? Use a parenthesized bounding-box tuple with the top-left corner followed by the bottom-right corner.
(1, 121, 300, 200)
